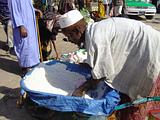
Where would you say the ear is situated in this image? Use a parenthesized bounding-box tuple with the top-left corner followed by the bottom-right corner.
(76, 22, 86, 34)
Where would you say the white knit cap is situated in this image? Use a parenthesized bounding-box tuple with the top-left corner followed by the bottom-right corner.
(59, 10, 83, 29)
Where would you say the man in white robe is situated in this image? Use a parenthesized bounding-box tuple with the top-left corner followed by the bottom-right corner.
(59, 10, 160, 100)
(8, 0, 40, 76)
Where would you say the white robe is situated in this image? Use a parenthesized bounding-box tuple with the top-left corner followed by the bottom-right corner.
(85, 17, 160, 99)
(8, 0, 40, 68)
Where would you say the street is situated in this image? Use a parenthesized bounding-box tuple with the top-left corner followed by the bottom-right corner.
(0, 14, 160, 120)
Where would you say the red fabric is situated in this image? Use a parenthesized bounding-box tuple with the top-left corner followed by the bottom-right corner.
(148, 109, 160, 120)
(117, 75, 160, 120)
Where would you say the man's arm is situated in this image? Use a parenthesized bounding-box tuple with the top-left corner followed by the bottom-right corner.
(8, 0, 28, 38)
(8, 0, 24, 28)
(72, 78, 102, 97)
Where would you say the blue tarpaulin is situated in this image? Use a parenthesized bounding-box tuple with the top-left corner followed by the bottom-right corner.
(21, 60, 120, 116)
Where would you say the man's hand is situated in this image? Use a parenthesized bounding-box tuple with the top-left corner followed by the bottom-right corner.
(72, 87, 86, 97)
(72, 78, 102, 97)
(19, 26, 28, 38)
(72, 80, 91, 97)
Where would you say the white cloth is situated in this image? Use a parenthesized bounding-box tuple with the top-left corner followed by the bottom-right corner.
(8, 0, 40, 67)
(85, 17, 160, 99)
(59, 10, 83, 28)
(22, 62, 91, 98)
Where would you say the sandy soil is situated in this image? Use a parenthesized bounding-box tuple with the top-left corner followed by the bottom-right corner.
(0, 24, 77, 120)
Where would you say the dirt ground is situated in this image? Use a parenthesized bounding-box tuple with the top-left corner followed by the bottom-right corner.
(0, 24, 78, 120)
(0, 14, 160, 120)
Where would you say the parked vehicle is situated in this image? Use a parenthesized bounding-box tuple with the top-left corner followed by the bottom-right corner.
(124, 0, 157, 19)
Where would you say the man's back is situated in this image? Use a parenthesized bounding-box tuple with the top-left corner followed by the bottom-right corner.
(85, 17, 160, 99)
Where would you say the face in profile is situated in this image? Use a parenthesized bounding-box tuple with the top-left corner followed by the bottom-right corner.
(62, 28, 82, 46)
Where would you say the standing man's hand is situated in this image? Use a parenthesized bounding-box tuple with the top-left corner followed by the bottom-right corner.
(19, 26, 28, 38)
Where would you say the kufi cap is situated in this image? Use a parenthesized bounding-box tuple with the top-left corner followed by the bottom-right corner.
(59, 10, 83, 29)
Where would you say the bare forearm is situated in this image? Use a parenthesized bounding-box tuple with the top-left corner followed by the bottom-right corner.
(78, 80, 92, 92)
(72, 78, 102, 97)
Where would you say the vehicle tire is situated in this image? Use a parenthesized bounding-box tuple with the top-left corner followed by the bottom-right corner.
(117, 14, 129, 18)
(128, 15, 139, 19)
(145, 16, 154, 20)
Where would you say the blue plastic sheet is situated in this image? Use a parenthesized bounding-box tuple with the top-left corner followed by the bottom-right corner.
(21, 60, 120, 116)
